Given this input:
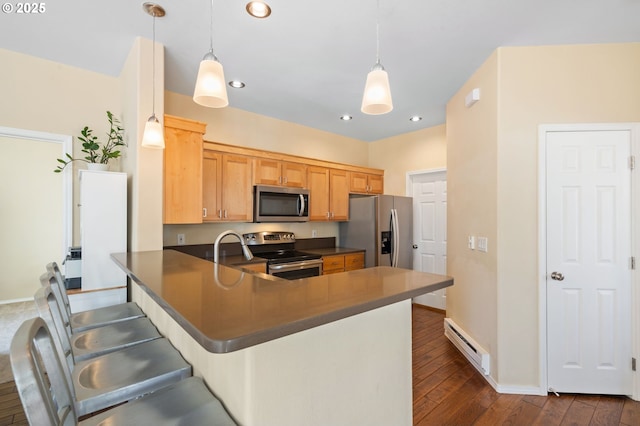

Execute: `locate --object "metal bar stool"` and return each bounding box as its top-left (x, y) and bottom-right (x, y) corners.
top-left (45, 262), bottom-right (145, 332)
top-left (35, 282), bottom-right (161, 362)
top-left (33, 276), bottom-right (192, 416)
top-left (11, 317), bottom-right (237, 425)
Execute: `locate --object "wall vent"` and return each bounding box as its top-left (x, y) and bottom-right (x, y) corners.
top-left (444, 318), bottom-right (490, 375)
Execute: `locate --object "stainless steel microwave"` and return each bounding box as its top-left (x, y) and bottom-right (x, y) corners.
top-left (254, 185), bottom-right (309, 222)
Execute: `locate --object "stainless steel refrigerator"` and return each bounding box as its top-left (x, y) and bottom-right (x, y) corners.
top-left (339, 195), bottom-right (413, 269)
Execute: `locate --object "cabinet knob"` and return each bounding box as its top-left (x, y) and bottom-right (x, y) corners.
top-left (203, 208), bottom-right (207, 218)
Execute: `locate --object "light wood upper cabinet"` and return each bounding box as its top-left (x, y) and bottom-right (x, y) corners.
top-left (203, 151), bottom-right (253, 222)
top-left (329, 169), bottom-right (349, 221)
top-left (307, 166), bottom-right (349, 221)
top-left (254, 159), bottom-right (307, 188)
top-left (350, 172), bottom-right (383, 194)
top-left (307, 166), bottom-right (330, 221)
top-left (202, 151), bottom-right (222, 221)
top-left (164, 115), bottom-right (205, 224)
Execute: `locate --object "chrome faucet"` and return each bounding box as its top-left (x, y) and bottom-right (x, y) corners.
top-left (213, 230), bottom-right (254, 263)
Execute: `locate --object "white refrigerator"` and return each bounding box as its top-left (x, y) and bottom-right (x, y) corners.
top-left (69, 170), bottom-right (127, 312)
top-left (339, 195), bottom-right (413, 269)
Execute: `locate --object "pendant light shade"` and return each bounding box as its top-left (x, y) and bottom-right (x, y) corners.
top-left (193, 0), bottom-right (228, 108)
top-left (361, 0), bottom-right (393, 115)
top-left (361, 61), bottom-right (393, 115)
top-left (142, 113), bottom-right (164, 148)
top-left (193, 51), bottom-right (229, 108)
top-left (142, 3), bottom-right (165, 149)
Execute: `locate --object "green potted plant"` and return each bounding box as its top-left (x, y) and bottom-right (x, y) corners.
top-left (54, 111), bottom-right (126, 173)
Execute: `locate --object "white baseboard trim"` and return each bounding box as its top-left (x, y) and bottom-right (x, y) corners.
top-left (0, 297), bottom-right (32, 305)
top-left (464, 358), bottom-right (546, 396)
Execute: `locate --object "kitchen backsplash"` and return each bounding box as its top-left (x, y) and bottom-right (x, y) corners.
top-left (163, 222), bottom-right (339, 247)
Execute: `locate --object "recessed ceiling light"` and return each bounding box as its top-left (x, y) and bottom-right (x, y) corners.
top-left (229, 80), bottom-right (246, 88)
top-left (409, 116), bottom-right (422, 122)
top-left (340, 115), bottom-right (353, 121)
top-left (246, 1), bottom-right (271, 18)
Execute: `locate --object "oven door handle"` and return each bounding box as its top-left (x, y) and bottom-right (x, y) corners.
top-left (269, 259), bottom-right (323, 272)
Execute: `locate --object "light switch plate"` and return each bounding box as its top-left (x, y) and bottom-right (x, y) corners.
top-left (478, 237), bottom-right (488, 252)
top-left (468, 236), bottom-right (475, 250)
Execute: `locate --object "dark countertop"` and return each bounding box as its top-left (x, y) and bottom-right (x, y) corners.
top-left (112, 250), bottom-right (453, 354)
top-left (303, 247), bottom-right (365, 256)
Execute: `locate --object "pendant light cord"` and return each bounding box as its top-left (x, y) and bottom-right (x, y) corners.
top-left (209, 0), bottom-right (214, 53)
top-left (376, 0), bottom-right (380, 64)
top-left (152, 11), bottom-right (156, 115)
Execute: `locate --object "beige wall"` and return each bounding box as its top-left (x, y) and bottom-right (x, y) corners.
top-left (496, 43), bottom-right (640, 387)
top-left (120, 38), bottom-right (165, 252)
top-left (368, 124), bottom-right (447, 196)
top-left (0, 48), bottom-right (121, 248)
top-left (165, 91), bottom-right (370, 166)
top-left (446, 42), bottom-right (640, 390)
top-left (446, 51), bottom-right (500, 381)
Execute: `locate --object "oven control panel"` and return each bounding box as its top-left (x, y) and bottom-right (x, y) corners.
top-left (243, 231), bottom-right (296, 245)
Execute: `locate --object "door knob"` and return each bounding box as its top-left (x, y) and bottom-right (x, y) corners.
top-left (550, 272), bottom-right (565, 281)
top-left (412, 244), bottom-right (418, 249)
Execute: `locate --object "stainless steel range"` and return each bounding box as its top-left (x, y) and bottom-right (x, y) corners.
top-left (242, 231), bottom-right (323, 280)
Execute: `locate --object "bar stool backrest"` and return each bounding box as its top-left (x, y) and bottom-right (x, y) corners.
top-left (34, 279), bottom-right (76, 390)
top-left (46, 262), bottom-right (72, 319)
top-left (10, 316), bottom-right (78, 426)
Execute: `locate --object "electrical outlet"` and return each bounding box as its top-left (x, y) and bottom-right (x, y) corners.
top-left (477, 237), bottom-right (488, 252)
top-left (468, 236), bottom-right (475, 250)
top-left (177, 234), bottom-right (186, 245)
top-left (312, 230), bottom-right (318, 238)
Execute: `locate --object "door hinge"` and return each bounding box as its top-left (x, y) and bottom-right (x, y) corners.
top-left (630, 155), bottom-right (636, 170)
top-left (631, 256), bottom-right (636, 270)
top-left (633, 357), bottom-right (637, 372)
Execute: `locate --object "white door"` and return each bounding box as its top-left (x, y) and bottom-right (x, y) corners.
top-left (411, 170), bottom-right (447, 310)
top-left (546, 129), bottom-right (632, 394)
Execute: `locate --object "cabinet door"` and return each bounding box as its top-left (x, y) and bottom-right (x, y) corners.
top-left (202, 151), bottom-right (222, 222)
top-left (307, 166), bottom-right (330, 221)
top-left (345, 252), bottom-right (365, 271)
top-left (221, 154), bottom-right (253, 221)
top-left (164, 125), bottom-right (203, 224)
top-left (349, 172), bottom-right (369, 194)
top-left (253, 158), bottom-right (281, 186)
top-left (349, 172), bottom-right (384, 194)
top-left (329, 169), bottom-right (349, 221)
top-left (282, 162), bottom-right (307, 188)
top-left (367, 174), bottom-right (384, 194)
top-left (322, 255), bottom-right (345, 274)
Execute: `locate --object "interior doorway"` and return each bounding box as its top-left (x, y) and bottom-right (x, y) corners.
top-left (407, 169), bottom-right (447, 310)
top-left (539, 123), bottom-right (638, 399)
top-left (0, 127), bottom-right (71, 303)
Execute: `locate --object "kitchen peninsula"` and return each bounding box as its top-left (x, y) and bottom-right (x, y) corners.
top-left (112, 250), bottom-right (453, 426)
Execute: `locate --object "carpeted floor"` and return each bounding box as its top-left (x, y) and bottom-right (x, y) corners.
top-left (0, 301), bottom-right (38, 384)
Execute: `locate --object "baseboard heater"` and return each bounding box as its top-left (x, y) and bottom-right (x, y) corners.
top-left (444, 318), bottom-right (490, 375)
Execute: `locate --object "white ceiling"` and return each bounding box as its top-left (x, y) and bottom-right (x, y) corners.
top-left (2, 0), bottom-right (639, 141)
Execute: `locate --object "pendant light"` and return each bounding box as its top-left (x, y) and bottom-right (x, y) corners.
top-left (361, 0), bottom-right (393, 115)
top-left (193, 0), bottom-right (229, 108)
top-left (142, 2), bottom-right (165, 149)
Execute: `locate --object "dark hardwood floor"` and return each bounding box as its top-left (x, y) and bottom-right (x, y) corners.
top-left (1, 305), bottom-right (639, 425)
top-left (412, 305), bottom-right (640, 425)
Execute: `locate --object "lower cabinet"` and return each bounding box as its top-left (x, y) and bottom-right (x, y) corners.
top-left (322, 252), bottom-right (365, 275)
top-left (236, 263), bottom-right (267, 274)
